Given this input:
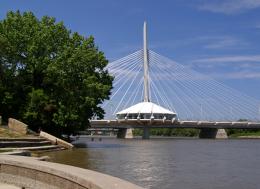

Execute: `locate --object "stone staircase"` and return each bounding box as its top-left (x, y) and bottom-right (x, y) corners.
top-left (0, 138), bottom-right (51, 147)
top-left (0, 137), bottom-right (64, 152)
top-left (0, 118), bottom-right (73, 153)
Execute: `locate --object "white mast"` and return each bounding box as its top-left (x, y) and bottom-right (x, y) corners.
top-left (143, 21), bottom-right (150, 102)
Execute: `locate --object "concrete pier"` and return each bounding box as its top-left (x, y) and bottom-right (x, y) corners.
top-left (142, 127), bottom-right (150, 139)
top-left (116, 127), bottom-right (150, 139)
top-left (199, 128), bottom-right (228, 139)
top-left (117, 128), bottom-right (133, 139)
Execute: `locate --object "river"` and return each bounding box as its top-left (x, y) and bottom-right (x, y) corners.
top-left (41, 137), bottom-right (260, 189)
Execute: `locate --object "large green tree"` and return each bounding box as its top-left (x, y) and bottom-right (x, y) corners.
top-left (0, 11), bottom-right (113, 135)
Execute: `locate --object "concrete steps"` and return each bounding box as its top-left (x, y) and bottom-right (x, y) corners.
top-left (0, 122), bottom-right (72, 153)
top-left (0, 145), bottom-right (63, 151)
top-left (0, 137), bottom-right (63, 152)
top-left (0, 138), bottom-right (46, 142)
top-left (0, 140), bottom-right (52, 148)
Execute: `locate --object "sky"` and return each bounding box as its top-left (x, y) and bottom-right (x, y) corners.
top-left (1, 0), bottom-right (260, 102)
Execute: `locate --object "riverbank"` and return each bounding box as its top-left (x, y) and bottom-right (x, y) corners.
top-left (237, 136), bottom-right (260, 139)
top-left (80, 134), bottom-right (260, 140)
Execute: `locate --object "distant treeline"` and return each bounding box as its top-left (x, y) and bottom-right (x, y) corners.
top-left (226, 129), bottom-right (260, 137)
top-left (133, 128), bottom-right (260, 137)
top-left (133, 128), bottom-right (199, 137)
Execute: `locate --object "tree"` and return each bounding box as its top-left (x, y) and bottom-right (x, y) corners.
top-left (0, 11), bottom-right (113, 135)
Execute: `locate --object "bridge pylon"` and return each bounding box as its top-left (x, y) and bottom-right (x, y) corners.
top-left (115, 22), bottom-right (177, 139)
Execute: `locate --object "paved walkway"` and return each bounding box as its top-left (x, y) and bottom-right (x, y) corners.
top-left (0, 183), bottom-right (21, 189)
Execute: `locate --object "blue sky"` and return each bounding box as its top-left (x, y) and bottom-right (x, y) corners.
top-left (1, 0), bottom-right (260, 101)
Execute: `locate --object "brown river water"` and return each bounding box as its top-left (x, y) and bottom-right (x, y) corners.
top-left (41, 137), bottom-right (260, 189)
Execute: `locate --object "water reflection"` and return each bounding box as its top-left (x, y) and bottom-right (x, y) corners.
top-left (41, 137), bottom-right (260, 189)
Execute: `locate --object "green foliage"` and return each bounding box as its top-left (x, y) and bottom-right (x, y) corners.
top-left (132, 128), bottom-right (143, 136)
top-left (133, 128), bottom-right (199, 137)
top-left (226, 119), bottom-right (260, 137)
top-left (0, 11), bottom-right (113, 135)
top-left (226, 129), bottom-right (260, 137)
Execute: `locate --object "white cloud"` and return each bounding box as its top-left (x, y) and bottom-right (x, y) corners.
top-left (151, 35), bottom-right (247, 51)
top-left (256, 23), bottom-right (260, 29)
top-left (192, 55), bottom-right (260, 63)
top-left (202, 36), bottom-right (248, 49)
top-left (191, 55), bottom-right (260, 79)
top-left (198, 0), bottom-right (260, 14)
top-left (211, 70), bottom-right (260, 79)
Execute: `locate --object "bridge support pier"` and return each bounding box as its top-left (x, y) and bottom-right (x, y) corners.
top-left (199, 128), bottom-right (228, 139)
top-left (142, 127), bottom-right (150, 139)
top-left (117, 128), bottom-right (134, 139)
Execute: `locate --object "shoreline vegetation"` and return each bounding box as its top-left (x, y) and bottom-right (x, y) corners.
top-left (132, 128), bottom-right (260, 138)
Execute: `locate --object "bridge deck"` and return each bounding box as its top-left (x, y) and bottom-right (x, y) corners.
top-left (90, 120), bottom-right (260, 129)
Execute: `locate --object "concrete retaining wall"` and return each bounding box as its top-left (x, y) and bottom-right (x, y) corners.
top-left (0, 155), bottom-right (144, 189)
top-left (8, 118), bottom-right (28, 134)
top-left (40, 131), bottom-right (74, 149)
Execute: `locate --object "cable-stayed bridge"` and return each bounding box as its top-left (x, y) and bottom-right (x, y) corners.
top-left (90, 22), bottom-right (260, 139)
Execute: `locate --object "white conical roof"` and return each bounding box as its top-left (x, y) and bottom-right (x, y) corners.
top-left (116, 102), bottom-right (176, 115)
